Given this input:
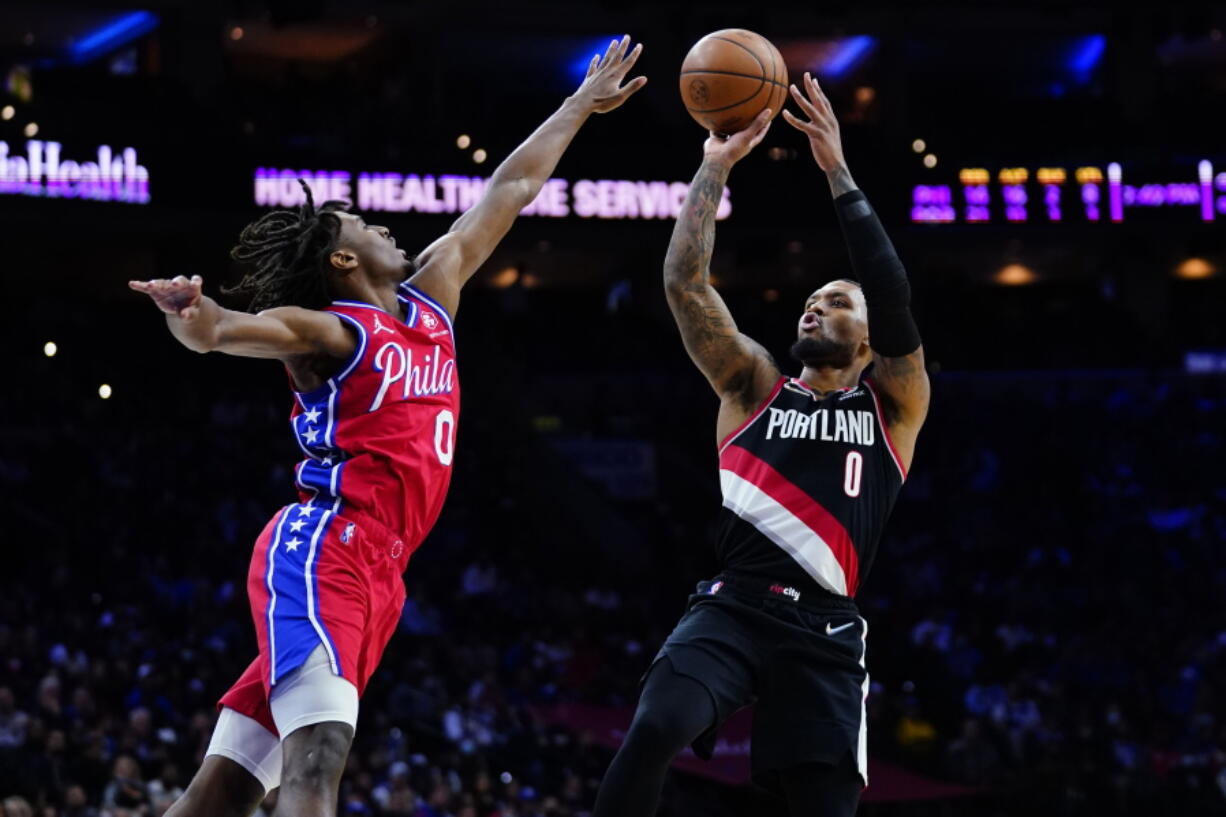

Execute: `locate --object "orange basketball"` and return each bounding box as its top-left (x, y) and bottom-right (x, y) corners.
top-left (679, 29), bottom-right (788, 135)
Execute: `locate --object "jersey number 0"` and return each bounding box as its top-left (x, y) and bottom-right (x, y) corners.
top-left (434, 409), bottom-right (456, 466)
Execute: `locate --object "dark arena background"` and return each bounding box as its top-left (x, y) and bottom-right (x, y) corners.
top-left (3, 2), bottom-right (1225, 815)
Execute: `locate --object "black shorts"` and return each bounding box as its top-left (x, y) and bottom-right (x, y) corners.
top-left (646, 574), bottom-right (869, 790)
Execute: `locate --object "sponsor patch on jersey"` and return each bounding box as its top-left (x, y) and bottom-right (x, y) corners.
top-left (769, 583), bottom-right (801, 602)
top-left (421, 311), bottom-right (439, 330)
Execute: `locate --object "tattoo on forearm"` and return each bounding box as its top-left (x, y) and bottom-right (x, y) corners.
top-left (665, 161), bottom-right (729, 292)
top-left (827, 165), bottom-right (857, 197)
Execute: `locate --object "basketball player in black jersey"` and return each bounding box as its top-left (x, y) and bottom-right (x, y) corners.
top-left (592, 74), bottom-right (930, 816)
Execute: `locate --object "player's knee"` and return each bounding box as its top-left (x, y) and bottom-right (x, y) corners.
top-left (624, 704), bottom-right (694, 758)
top-left (280, 722), bottom-right (353, 793)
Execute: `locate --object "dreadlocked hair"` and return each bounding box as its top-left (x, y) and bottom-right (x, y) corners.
top-left (225, 179), bottom-right (350, 313)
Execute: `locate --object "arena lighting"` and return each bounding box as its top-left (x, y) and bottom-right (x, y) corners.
top-left (229, 27), bottom-right (244, 41)
top-left (23, 123), bottom-right (38, 138)
top-left (70, 11), bottom-right (159, 64)
top-left (472, 149), bottom-right (487, 164)
top-left (456, 134), bottom-right (471, 149)
top-left (1067, 34), bottom-right (1106, 83)
top-left (43, 342), bottom-right (57, 358)
top-left (912, 139), bottom-right (926, 153)
top-left (821, 35), bottom-right (876, 78)
top-left (570, 36), bottom-right (623, 82)
top-left (490, 266), bottom-right (520, 288)
top-left (1174, 258), bottom-right (1217, 280)
top-left (1, 106), bottom-right (13, 121)
top-left (923, 154), bottom-right (937, 168)
top-left (995, 263), bottom-right (1037, 286)
top-left (254, 168), bottom-right (733, 221)
top-left (98, 384), bottom-right (113, 399)
top-left (913, 159), bottom-right (1224, 225)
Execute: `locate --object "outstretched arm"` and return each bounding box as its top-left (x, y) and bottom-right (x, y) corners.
top-left (410, 35), bottom-right (648, 317)
top-left (128, 275), bottom-right (353, 360)
top-left (665, 110), bottom-right (781, 411)
top-left (784, 73), bottom-right (930, 463)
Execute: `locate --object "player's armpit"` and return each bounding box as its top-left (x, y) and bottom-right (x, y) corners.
top-left (210, 306), bottom-right (356, 361)
top-left (870, 346), bottom-right (931, 431)
top-left (666, 283), bottom-right (780, 405)
top-left (407, 176), bottom-right (533, 318)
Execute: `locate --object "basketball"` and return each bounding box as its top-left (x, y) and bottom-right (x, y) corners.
top-left (679, 29), bottom-right (788, 135)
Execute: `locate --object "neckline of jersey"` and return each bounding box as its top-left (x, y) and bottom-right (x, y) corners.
top-left (331, 299), bottom-right (412, 325)
top-left (789, 377), bottom-right (856, 396)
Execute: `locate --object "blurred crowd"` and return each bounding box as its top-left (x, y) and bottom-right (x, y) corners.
top-left (3, 290), bottom-right (1225, 817)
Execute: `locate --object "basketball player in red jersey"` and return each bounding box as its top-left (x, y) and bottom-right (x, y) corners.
top-left (593, 74), bottom-right (930, 816)
top-left (129, 37), bottom-right (645, 817)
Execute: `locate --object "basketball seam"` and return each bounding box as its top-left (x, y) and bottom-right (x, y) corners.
top-left (682, 34), bottom-right (778, 117)
top-left (759, 31), bottom-right (785, 114)
top-left (708, 35), bottom-right (765, 73)
top-left (679, 69), bottom-right (788, 87)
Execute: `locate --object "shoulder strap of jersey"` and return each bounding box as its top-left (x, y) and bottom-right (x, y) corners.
top-left (862, 378), bottom-right (907, 481)
top-left (718, 376), bottom-right (787, 455)
top-left (398, 283), bottom-right (454, 333)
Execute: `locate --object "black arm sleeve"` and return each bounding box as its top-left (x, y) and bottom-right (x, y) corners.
top-left (833, 189), bottom-right (922, 357)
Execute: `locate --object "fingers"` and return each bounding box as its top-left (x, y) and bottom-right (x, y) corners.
top-left (748, 117), bottom-right (773, 149)
top-left (789, 82), bottom-right (821, 121)
top-left (781, 108), bottom-right (818, 135)
top-left (598, 37), bottom-right (620, 70)
top-left (586, 53), bottom-right (600, 78)
top-left (616, 42), bottom-right (643, 77)
top-left (621, 75), bottom-right (648, 96)
top-left (616, 33), bottom-right (631, 63)
top-left (805, 72), bottom-right (834, 116)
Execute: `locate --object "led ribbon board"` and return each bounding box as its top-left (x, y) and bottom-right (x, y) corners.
top-left (912, 160), bottom-right (1223, 225)
top-left (0, 139), bottom-right (150, 203)
top-left (254, 168), bottom-right (732, 220)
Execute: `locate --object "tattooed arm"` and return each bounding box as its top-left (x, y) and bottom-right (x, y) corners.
top-left (664, 110), bottom-right (782, 439)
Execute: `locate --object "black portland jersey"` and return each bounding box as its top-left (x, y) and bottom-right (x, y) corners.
top-left (715, 376), bottom-right (907, 597)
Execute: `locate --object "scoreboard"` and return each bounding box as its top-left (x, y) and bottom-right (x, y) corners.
top-left (911, 160), bottom-right (1224, 225)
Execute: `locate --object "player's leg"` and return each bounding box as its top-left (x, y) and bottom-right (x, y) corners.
top-left (166, 704), bottom-right (282, 817)
top-left (268, 644), bottom-right (360, 817)
top-left (591, 656), bottom-right (724, 817)
top-left (779, 752), bottom-right (863, 817)
top-left (163, 755), bottom-right (267, 817)
top-left (273, 722), bottom-right (353, 817)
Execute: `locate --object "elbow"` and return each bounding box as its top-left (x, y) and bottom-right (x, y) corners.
top-left (491, 172), bottom-right (538, 206)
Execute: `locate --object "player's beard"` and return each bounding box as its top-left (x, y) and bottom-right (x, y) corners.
top-left (790, 336), bottom-right (856, 369)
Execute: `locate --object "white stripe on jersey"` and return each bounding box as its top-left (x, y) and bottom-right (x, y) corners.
top-left (856, 615), bottom-right (870, 785)
top-left (719, 469), bottom-right (848, 596)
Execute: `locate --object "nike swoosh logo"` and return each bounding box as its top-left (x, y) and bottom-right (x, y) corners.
top-left (826, 621), bottom-right (855, 636)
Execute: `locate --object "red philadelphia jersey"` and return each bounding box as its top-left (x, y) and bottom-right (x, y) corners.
top-left (288, 282), bottom-right (459, 564)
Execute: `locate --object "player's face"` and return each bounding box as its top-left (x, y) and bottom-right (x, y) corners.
top-left (790, 281), bottom-right (870, 368)
top-left (334, 212), bottom-right (413, 283)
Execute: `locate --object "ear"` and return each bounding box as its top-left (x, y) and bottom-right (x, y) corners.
top-left (330, 249), bottom-right (359, 272)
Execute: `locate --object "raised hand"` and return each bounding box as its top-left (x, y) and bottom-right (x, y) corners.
top-left (702, 108), bottom-right (773, 167)
top-left (129, 275), bottom-right (204, 320)
top-left (572, 35), bottom-right (648, 114)
top-left (782, 72), bottom-right (846, 173)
